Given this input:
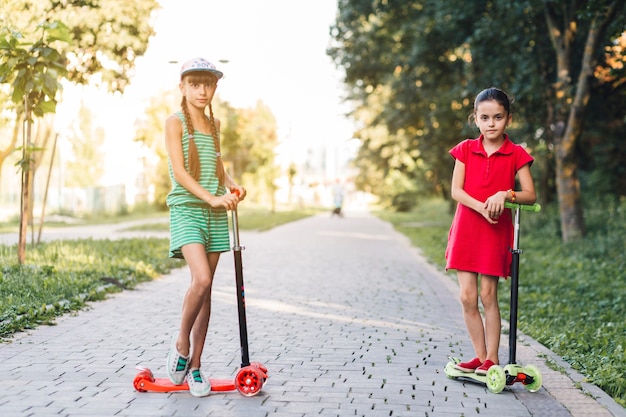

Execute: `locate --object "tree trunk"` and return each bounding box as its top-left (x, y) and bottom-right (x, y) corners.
top-left (554, 145), bottom-right (585, 241)
top-left (545, 2), bottom-right (618, 242)
top-left (18, 100), bottom-right (32, 264)
top-left (26, 116), bottom-right (55, 244)
top-left (38, 133), bottom-right (59, 244)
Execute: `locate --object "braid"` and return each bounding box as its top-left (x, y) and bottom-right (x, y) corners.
top-left (208, 103), bottom-right (226, 185)
top-left (181, 97), bottom-right (201, 181)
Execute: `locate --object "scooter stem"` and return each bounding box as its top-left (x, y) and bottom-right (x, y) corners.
top-left (505, 202), bottom-right (541, 364)
top-left (230, 189), bottom-right (250, 367)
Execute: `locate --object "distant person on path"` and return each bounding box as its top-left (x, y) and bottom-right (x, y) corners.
top-left (164, 57), bottom-right (246, 397)
top-left (331, 179), bottom-right (345, 217)
top-left (445, 87), bottom-right (536, 375)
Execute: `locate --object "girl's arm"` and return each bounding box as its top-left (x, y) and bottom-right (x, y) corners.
top-left (450, 159), bottom-right (497, 224)
top-left (165, 116), bottom-right (238, 210)
top-left (513, 164), bottom-right (536, 205)
top-left (484, 163), bottom-right (537, 219)
top-left (224, 172), bottom-right (247, 200)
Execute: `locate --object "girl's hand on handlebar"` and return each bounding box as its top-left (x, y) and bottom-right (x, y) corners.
top-left (209, 193), bottom-right (239, 210)
top-left (230, 186), bottom-right (247, 201)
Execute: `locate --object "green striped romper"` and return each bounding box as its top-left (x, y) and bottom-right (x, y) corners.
top-left (166, 111), bottom-right (230, 259)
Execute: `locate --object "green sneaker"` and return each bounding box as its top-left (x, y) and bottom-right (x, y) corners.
top-left (186, 368), bottom-right (211, 397)
top-left (166, 331), bottom-right (189, 385)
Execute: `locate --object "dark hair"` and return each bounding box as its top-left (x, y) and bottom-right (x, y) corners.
top-left (474, 87), bottom-right (512, 114)
top-left (180, 72), bottom-right (225, 185)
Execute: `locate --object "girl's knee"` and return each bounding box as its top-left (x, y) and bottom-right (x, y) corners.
top-left (459, 290), bottom-right (478, 311)
top-left (191, 275), bottom-right (213, 295)
top-left (480, 289), bottom-right (498, 310)
top-left (479, 277), bottom-right (498, 305)
top-left (457, 271), bottom-right (480, 311)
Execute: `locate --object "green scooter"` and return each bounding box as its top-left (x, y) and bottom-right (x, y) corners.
top-left (444, 202), bottom-right (543, 394)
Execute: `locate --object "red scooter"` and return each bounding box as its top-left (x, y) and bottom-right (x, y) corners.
top-left (133, 191), bottom-right (268, 396)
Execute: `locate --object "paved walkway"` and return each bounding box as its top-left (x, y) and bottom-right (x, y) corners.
top-left (0, 211), bottom-right (623, 417)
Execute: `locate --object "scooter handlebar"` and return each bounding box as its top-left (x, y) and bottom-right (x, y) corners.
top-left (504, 202), bottom-right (541, 212)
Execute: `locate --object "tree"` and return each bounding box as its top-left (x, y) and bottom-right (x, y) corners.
top-left (228, 100), bottom-right (278, 181)
top-left (0, 94), bottom-right (21, 194)
top-left (65, 102), bottom-right (105, 187)
top-left (0, 0), bottom-right (158, 262)
top-left (584, 32), bottom-right (626, 195)
top-left (236, 101), bottom-right (279, 207)
top-left (1, 0), bottom-right (158, 177)
top-left (328, 0), bottom-right (483, 209)
top-left (1, 0), bottom-right (158, 92)
top-left (463, 0), bottom-right (625, 241)
top-left (0, 19), bottom-right (70, 263)
top-left (542, 1), bottom-right (624, 241)
top-left (329, 0), bottom-right (625, 240)
top-left (132, 89), bottom-right (179, 209)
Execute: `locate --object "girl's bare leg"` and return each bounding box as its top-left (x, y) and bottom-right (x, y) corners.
top-left (480, 275), bottom-right (501, 364)
top-left (189, 252), bottom-right (221, 368)
top-left (175, 244), bottom-right (216, 358)
top-left (457, 270), bottom-right (487, 360)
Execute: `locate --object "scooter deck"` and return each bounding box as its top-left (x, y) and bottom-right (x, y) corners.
top-left (445, 357), bottom-right (541, 393)
top-left (133, 367), bottom-right (235, 393)
top-left (444, 359), bottom-right (488, 384)
top-left (444, 357), bottom-right (508, 393)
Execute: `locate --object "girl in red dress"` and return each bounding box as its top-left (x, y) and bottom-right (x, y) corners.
top-left (445, 87), bottom-right (536, 375)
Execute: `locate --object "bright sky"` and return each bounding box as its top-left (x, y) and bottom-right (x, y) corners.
top-left (59, 0), bottom-right (356, 185)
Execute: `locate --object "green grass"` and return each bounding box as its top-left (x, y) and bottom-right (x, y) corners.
top-left (376, 198), bottom-right (626, 407)
top-left (0, 206), bottom-right (320, 339)
top-left (0, 238), bottom-right (184, 338)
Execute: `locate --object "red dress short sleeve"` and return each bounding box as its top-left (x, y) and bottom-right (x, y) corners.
top-left (445, 136), bottom-right (533, 277)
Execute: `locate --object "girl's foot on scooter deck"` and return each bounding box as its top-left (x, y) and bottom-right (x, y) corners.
top-left (475, 359), bottom-right (496, 375)
top-left (166, 331), bottom-right (189, 385)
top-left (454, 357), bottom-right (482, 373)
top-left (186, 368), bottom-right (211, 397)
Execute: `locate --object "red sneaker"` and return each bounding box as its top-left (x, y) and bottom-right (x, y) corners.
top-left (454, 357), bottom-right (482, 373)
top-left (475, 359), bottom-right (496, 375)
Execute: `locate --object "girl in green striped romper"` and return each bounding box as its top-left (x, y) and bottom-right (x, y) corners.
top-left (164, 58), bottom-right (246, 397)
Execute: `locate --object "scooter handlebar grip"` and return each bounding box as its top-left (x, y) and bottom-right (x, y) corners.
top-left (231, 189), bottom-right (241, 197)
top-left (504, 202), bottom-right (541, 212)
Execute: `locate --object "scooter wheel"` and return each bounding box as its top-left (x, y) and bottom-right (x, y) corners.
top-left (250, 362), bottom-right (269, 381)
top-left (133, 367), bottom-right (155, 391)
top-left (486, 365), bottom-right (506, 394)
top-left (236, 366), bottom-right (264, 397)
top-left (133, 371), bottom-right (154, 392)
top-left (133, 376), bottom-right (147, 392)
top-left (135, 367), bottom-right (154, 381)
top-left (523, 364), bottom-right (542, 392)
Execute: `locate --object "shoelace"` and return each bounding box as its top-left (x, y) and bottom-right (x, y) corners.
top-left (190, 369), bottom-right (203, 383)
top-left (175, 356), bottom-right (188, 372)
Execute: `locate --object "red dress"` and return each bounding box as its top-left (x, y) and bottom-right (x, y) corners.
top-left (445, 135), bottom-right (533, 277)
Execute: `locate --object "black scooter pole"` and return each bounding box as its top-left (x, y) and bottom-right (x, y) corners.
top-left (505, 202), bottom-right (541, 365)
top-left (231, 203), bottom-right (251, 368)
top-left (508, 205), bottom-right (521, 365)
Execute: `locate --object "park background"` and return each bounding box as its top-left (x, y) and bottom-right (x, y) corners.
top-left (0, 0), bottom-right (624, 408)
